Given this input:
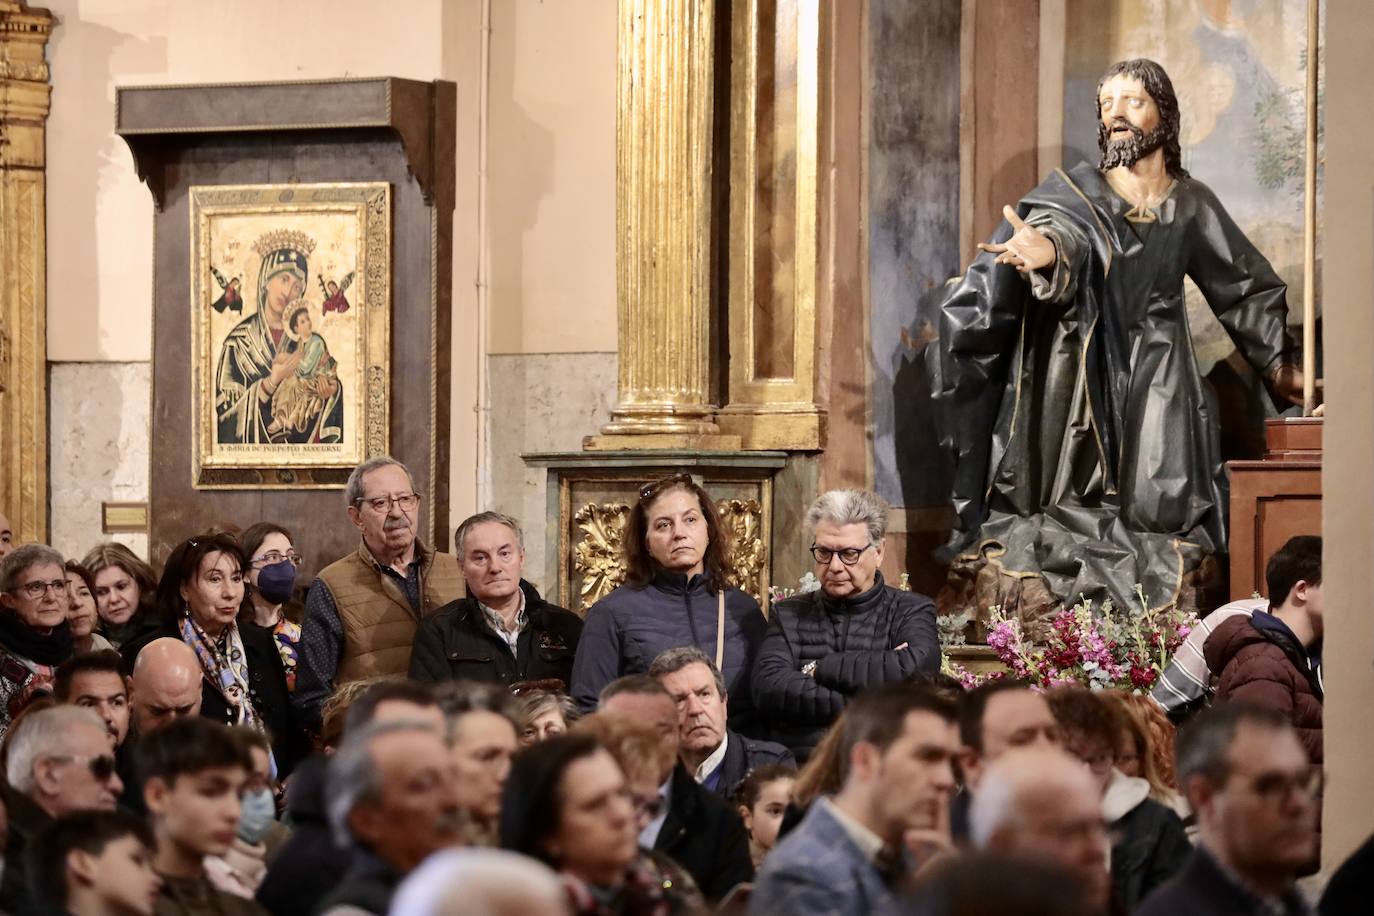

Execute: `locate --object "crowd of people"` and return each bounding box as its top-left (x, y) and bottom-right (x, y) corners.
top-left (0, 457), bottom-right (1367, 915)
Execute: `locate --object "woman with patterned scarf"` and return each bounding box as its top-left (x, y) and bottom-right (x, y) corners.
top-left (120, 532), bottom-right (306, 776)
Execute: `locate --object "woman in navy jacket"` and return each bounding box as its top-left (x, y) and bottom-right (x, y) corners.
top-left (569, 474), bottom-right (766, 732)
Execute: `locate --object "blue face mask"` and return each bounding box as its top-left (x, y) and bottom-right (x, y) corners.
top-left (238, 787), bottom-right (278, 845)
top-left (255, 560), bottom-right (297, 606)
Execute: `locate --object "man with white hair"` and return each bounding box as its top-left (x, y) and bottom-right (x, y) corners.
top-left (969, 747), bottom-right (1113, 914)
top-left (388, 848), bottom-right (569, 916)
top-left (294, 456), bottom-right (465, 732)
top-left (752, 488), bottom-right (941, 758)
top-left (1, 705), bottom-right (124, 909)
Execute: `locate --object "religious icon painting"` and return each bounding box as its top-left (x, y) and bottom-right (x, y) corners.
top-left (188, 182), bottom-right (391, 489)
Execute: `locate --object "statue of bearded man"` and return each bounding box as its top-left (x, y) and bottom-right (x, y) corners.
top-left (929, 58), bottom-right (1306, 618)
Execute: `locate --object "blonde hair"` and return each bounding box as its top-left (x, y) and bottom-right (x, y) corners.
top-left (573, 713), bottom-right (675, 786)
top-left (792, 710), bottom-right (849, 808)
top-left (1101, 691), bottom-right (1178, 799)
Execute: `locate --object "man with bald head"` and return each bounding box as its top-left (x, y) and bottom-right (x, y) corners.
top-left (969, 747), bottom-right (1112, 914)
top-left (117, 638), bottom-right (203, 813)
top-left (128, 637), bottom-right (203, 734)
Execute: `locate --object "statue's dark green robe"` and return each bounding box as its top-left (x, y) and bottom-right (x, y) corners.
top-left (930, 162), bottom-right (1294, 611)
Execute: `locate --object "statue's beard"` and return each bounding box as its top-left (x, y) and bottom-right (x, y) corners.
top-left (1098, 118), bottom-right (1170, 170)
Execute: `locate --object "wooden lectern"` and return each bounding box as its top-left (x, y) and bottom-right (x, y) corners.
top-left (1226, 418), bottom-right (1322, 601)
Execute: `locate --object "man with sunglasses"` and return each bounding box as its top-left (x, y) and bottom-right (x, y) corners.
top-left (752, 489), bottom-right (940, 760)
top-left (294, 456), bottom-right (464, 733)
top-left (2, 705), bottom-right (123, 910)
top-left (1137, 704), bottom-right (1320, 916)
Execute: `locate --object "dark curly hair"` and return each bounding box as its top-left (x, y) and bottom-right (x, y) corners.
top-left (1096, 58), bottom-right (1189, 180)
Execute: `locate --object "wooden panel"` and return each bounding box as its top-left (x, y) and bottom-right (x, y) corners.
top-left (1227, 460), bottom-right (1321, 600)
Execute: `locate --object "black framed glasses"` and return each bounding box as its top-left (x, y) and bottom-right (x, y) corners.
top-left (809, 543), bottom-right (874, 566)
top-left (51, 753), bottom-right (119, 782)
top-left (13, 578), bottom-right (69, 600)
top-left (639, 473), bottom-right (694, 502)
top-left (355, 492), bottom-right (422, 514)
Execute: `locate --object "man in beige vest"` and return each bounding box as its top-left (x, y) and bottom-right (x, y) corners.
top-left (292, 456), bottom-right (464, 731)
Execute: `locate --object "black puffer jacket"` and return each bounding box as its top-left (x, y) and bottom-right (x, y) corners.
top-left (570, 572), bottom-right (766, 731)
top-left (408, 580), bottom-right (583, 689)
top-left (751, 572), bottom-right (940, 758)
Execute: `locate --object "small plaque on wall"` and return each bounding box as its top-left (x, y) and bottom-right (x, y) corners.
top-left (189, 182), bottom-right (391, 489)
top-left (102, 502), bottom-right (148, 534)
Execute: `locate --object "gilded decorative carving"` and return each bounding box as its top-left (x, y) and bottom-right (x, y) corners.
top-left (573, 502), bottom-right (631, 611)
top-left (571, 497), bottom-right (768, 610)
top-left (718, 497), bottom-right (766, 602)
top-left (0, 1), bottom-right (52, 544)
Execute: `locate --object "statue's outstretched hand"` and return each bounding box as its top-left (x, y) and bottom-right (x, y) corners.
top-left (977, 205), bottom-right (1056, 273)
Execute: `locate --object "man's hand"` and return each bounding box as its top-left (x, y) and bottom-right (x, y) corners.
top-left (977, 205), bottom-right (1056, 273)
top-left (1269, 363), bottom-right (1317, 409)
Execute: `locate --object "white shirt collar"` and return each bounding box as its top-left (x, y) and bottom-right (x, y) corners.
top-left (693, 731), bottom-right (730, 783)
top-left (818, 797), bottom-right (886, 863)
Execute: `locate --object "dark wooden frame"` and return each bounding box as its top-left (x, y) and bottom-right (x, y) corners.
top-left (117, 77), bottom-right (456, 572)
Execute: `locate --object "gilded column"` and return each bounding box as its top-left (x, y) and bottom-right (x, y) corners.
top-left (0, 1), bottom-right (52, 543)
top-left (590, 0), bottom-right (740, 449)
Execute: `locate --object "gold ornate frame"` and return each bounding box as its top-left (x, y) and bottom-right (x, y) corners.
top-left (188, 182), bottom-right (391, 489)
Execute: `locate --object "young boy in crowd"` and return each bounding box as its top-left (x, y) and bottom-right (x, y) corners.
top-left (28, 809), bottom-right (162, 916)
top-left (136, 716), bottom-right (270, 915)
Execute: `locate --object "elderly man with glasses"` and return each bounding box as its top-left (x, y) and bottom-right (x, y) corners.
top-left (2, 705), bottom-right (124, 910)
top-left (751, 489), bottom-right (941, 760)
top-left (293, 456), bottom-right (464, 733)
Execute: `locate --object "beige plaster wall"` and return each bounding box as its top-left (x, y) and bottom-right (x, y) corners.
top-left (1319, 0), bottom-right (1374, 872)
top-left (485, 0), bottom-right (617, 356)
top-left (43, 0), bottom-right (621, 539)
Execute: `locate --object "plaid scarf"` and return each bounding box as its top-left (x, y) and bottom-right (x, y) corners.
top-left (180, 615), bottom-right (260, 730)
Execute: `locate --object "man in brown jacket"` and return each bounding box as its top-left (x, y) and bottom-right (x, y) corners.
top-left (292, 457), bottom-right (464, 731)
top-left (1204, 535), bottom-right (1323, 765)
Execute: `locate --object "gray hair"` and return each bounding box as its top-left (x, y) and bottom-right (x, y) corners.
top-left (389, 847), bottom-right (566, 916)
top-left (648, 646), bottom-right (726, 698)
top-left (454, 511), bottom-right (524, 561)
top-left (968, 748), bottom-right (1095, 849)
top-left (0, 543), bottom-right (67, 594)
top-left (805, 489), bottom-right (890, 545)
top-left (6, 705), bottom-right (106, 795)
top-left (344, 456), bottom-right (415, 510)
top-left (327, 718), bottom-right (442, 846)
top-left (435, 681), bottom-right (519, 744)
top-left (1175, 703), bottom-right (1291, 786)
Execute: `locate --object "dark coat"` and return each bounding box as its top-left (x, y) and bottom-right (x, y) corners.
top-left (1204, 612), bottom-right (1323, 763)
top-left (1136, 847), bottom-right (1308, 916)
top-left (2, 784), bottom-right (51, 914)
top-left (120, 621), bottom-right (307, 777)
top-left (408, 580), bottom-right (583, 689)
top-left (655, 763), bottom-right (755, 901)
top-left (1321, 828), bottom-right (1374, 915)
top-left (750, 573), bottom-right (940, 758)
top-left (1110, 795), bottom-right (1191, 910)
top-left (256, 755), bottom-right (343, 916)
top-left (311, 849), bottom-right (402, 916)
top-left (570, 572), bottom-right (766, 731)
top-left (709, 729), bottom-right (796, 797)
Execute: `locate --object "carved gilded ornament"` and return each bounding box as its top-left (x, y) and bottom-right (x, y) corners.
top-left (572, 498), bottom-right (767, 610)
